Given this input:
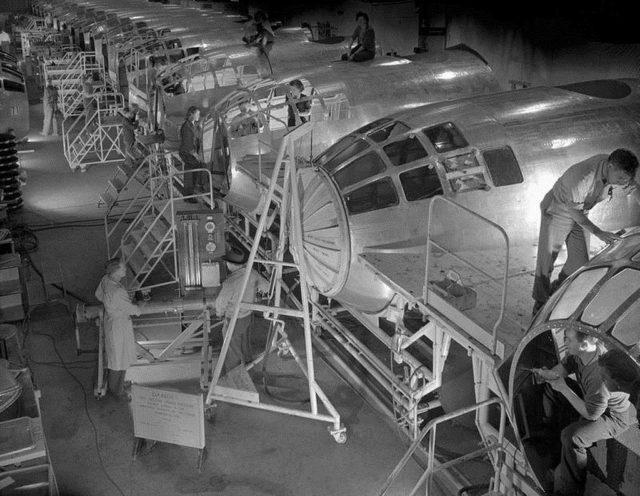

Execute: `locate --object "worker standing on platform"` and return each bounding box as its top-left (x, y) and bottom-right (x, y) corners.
top-left (41, 81), bottom-right (59, 137)
top-left (94, 259), bottom-right (142, 401)
top-left (215, 248), bottom-right (270, 371)
top-left (118, 107), bottom-right (140, 167)
top-left (178, 105), bottom-right (202, 203)
top-left (286, 79), bottom-right (311, 128)
top-left (341, 12), bottom-right (376, 62)
top-left (533, 330), bottom-right (631, 495)
top-left (532, 149), bottom-right (640, 315)
top-left (82, 73), bottom-right (95, 126)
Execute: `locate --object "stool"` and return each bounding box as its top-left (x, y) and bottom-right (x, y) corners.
top-left (0, 324), bottom-right (23, 365)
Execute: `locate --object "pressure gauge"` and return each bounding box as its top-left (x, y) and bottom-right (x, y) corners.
top-left (204, 221), bottom-right (216, 233)
top-left (205, 241), bottom-right (217, 253)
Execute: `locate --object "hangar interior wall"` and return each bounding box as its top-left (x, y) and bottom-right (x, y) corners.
top-left (446, 10), bottom-right (640, 90)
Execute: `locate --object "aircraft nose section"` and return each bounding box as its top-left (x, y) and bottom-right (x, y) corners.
top-left (293, 167), bottom-right (351, 297)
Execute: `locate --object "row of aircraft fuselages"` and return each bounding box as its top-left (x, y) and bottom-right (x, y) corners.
top-left (30, 0), bottom-right (640, 492)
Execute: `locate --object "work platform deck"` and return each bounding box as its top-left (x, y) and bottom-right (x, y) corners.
top-left (360, 245), bottom-right (536, 360)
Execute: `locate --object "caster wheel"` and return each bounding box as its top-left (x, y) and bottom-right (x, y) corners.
top-left (205, 405), bottom-right (216, 422)
top-left (329, 425), bottom-right (347, 444)
top-left (333, 431), bottom-right (347, 444)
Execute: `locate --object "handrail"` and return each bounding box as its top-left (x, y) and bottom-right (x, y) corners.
top-left (104, 153), bottom-right (159, 256)
top-left (378, 397), bottom-right (507, 496)
top-left (424, 196), bottom-right (510, 356)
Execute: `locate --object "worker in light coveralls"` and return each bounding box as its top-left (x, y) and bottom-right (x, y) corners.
top-left (532, 149), bottom-right (640, 315)
top-left (94, 258), bottom-right (141, 400)
top-left (215, 247), bottom-right (269, 371)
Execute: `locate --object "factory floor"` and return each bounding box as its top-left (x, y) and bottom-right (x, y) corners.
top-left (8, 102), bottom-right (438, 496)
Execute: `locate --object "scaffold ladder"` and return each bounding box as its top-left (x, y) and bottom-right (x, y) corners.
top-left (62, 89), bottom-right (125, 171)
top-left (204, 122), bottom-right (345, 442)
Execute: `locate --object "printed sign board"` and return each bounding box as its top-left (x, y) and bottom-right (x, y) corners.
top-left (131, 385), bottom-right (205, 449)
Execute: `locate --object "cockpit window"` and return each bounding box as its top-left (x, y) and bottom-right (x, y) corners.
top-left (2, 80), bottom-right (25, 93)
top-left (483, 146), bottom-right (524, 186)
top-left (344, 177), bottom-right (398, 215)
top-left (333, 152), bottom-right (386, 189)
top-left (383, 135), bottom-right (428, 167)
top-left (549, 268), bottom-right (608, 321)
top-left (582, 269), bottom-right (640, 326)
top-left (443, 152), bottom-right (487, 193)
top-left (423, 122), bottom-right (468, 153)
top-left (321, 138), bottom-right (368, 172)
top-left (368, 121), bottom-right (410, 144)
top-left (612, 299), bottom-right (640, 346)
top-left (400, 165), bottom-right (443, 201)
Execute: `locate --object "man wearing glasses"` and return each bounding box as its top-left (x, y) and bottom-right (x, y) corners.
top-left (532, 148), bottom-right (639, 315)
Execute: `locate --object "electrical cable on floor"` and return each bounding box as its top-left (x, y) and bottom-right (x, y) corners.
top-left (24, 325), bottom-right (127, 496)
top-left (8, 223), bottom-right (90, 305)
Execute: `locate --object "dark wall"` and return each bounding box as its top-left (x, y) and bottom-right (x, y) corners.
top-left (0, 0), bottom-right (30, 14)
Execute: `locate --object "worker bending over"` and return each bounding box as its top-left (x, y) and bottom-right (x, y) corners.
top-left (533, 329), bottom-right (631, 495)
top-left (94, 259), bottom-right (142, 400)
top-left (242, 11), bottom-right (274, 76)
top-left (532, 149), bottom-right (639, 314)
top-left (215, 247), bottom-right (269, 371)
top-left (341, 12), bottom-right (375, 62)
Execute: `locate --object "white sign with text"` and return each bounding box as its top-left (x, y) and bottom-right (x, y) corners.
top-left (131, 385), bottom-right (205, 449)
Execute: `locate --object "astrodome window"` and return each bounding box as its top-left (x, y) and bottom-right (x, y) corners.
top-left (423, 122), bottom-right (468, 153)
top-left (582, 269), bottom-right (640, 326)
top-left (368, 121), bottom-right (410, 144)
top-left (400, 166), bottom-right (443, 201)
top-left (345, 177), bottom-right (398, 215)
top-left (612, 299), bottom-right (640, 346)
top-left (334, 152), bottom-right (386, 189)
top-left (383, 135), bottom-right (428, 167)
top-left (549, 268), bottom-right (608, 321)
top-left (321, 139), bottom-right (369, 173)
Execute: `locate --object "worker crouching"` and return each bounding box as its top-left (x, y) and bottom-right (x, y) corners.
top-left (214, 247), bottom-right (269, 372)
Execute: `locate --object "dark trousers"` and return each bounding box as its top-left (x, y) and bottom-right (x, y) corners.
top-left (557, 414), bottom-right (629, 495)
top-left (341, 45), bottom-right (375, 62)
top-left (223, 314), bottom-right (252, 371)
top-left (123, 139), bottom-right (143, 166)
top-left (543, 382), bottom-right (630, 495)
top-left (179, 152), bottom-right (203, 196)
top-left (532, 194), bottom-right (589, 306)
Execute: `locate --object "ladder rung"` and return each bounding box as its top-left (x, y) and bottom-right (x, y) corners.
top-left (142, 215), bottom-right (172, 243)
top-left (109, 177), bottom-right (125, 192)
top-left (122, 243), bottom-right (149, 276)
top-left (129, 229), bottom-right (157, 259)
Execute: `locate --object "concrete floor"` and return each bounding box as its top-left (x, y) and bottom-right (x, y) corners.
top-left (10, 102), bottom-right (437, 496)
